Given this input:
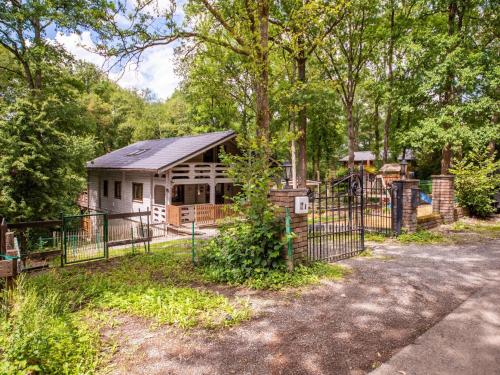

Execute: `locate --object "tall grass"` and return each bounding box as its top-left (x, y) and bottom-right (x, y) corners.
top-left (0, 277), bottom-right (102, 375)
top-left (0, 251), bottom-right (251, 374)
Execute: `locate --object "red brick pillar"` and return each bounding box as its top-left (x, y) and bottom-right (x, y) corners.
top-left (269, 189), bottom-right (309, 264)
top-left (432, 175), bottom-right (455, 223)
top-left (394, 179), bottom-right (419, 233)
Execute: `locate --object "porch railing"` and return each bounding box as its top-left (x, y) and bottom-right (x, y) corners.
top-left (167, 204), bottom-right (235, 226)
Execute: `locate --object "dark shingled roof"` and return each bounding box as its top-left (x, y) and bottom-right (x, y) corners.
top-left (87, 130), bottom-right (236, 171)
top-left (339, 151), bottom-right (376, 162)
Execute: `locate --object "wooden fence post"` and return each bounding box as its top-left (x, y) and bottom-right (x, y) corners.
top-left (0, 217), bottom-right (6, 255)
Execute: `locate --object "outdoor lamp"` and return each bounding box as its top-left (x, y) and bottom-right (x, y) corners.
top-left (400, 159), bottom-right (408, 180)
top-left (282, 160), bottom-right (292, 189)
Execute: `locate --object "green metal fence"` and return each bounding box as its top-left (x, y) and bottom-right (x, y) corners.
top-left (62, 212), bottom-right (107, 264)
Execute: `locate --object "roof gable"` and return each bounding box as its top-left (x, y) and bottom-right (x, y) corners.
top-left (339, 151), bottom-right (376, 162)
top-left (87, 130), bottom-right (236, 171)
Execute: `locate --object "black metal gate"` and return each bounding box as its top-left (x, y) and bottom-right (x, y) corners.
top-left (308, 173), bottom-right (364, 261)
top-left (363, 174), bottom-right (396, 235)
top-left (308, 169), bottom-right (400, 262)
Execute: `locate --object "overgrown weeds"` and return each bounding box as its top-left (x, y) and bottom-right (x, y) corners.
top-left (450, 221), bottom-right (500, 238)
top-left (364, 233), bottom-right (389, 243)
top-left (0, 278), bottom-right (102, 375)
top-left (0, 250), bottom-right (251, 374)
top-left (397, 230), bottom-right (447, 244)
top-left (203, 261), bottom-right (349, 291)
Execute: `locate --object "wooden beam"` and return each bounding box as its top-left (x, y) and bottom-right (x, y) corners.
top-left (108, 211), bottom-right (151, 220)
top-left (108, 237), bottom-right (152, 247)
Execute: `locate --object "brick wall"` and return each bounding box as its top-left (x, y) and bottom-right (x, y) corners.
top-left (432, 175), bottom-right (455, 223)
top-left (269, 189), bottom-right (309, 264)
top-left (394, 179), bottom-right (419, 233)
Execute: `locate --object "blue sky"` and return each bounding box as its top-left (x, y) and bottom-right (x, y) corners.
top-left (47, 0), bottom-right (185, 100)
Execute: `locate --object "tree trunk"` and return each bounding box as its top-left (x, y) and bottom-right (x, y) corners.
top-left (383, 4), bottom-right (395, 164)
top-left (33, 17), bottom-right (42, 90)
top-left (296, 56), bottom-right (307, 187)
top-left (347, 100), bottom-right (356, 170)
top-left (441, 144), bottom-right (452, 174)
top-left (373, 99), bottom-right (380, 159)
top-left (255, 0), bottom-right (270, 143)
top-left (440, 1), bottom-right (459, 173)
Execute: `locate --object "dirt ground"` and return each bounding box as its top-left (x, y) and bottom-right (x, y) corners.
top-left (103, 224), bottom-right (500, 375)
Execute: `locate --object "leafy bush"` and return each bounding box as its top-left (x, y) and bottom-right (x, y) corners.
top-left (334, 166), bottom-right (349, 179)
top-left (364, 165), bottom-right (377, 175)
top-left (202, 218), bottom-right (284, 284)
top-left (0, 278), bottom-right (101, 375)
top-left (450, 151), bottom-right (500, 218)
top-left (201, 136), bottom-right (287, 284)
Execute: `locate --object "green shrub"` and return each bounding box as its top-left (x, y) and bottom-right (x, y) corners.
top-left (450, 151), bottom-right (500, 218)
top-left (334, 166), bottom-right (349, 179)
top-left (0, 278), bottom-right (101, 375)
top-left (202, 217), bottom-right (284, 284)
top-left (201, 136), bottom-right (287, 284)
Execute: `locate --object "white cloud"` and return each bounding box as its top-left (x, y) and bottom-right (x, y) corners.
top-left (54, 31), bottom-right (180, 100)
top-left (108, 46), bottom-right (180, 100)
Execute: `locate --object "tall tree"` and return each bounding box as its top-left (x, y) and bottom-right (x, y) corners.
top-left (270, 0), bottom-right (345, 186)
top-left (315, 0), bottom-right (380, 170)
top-left (98, 0), bottom-right (273, 146)
top-left (402, 0), bottom-right (499, 173)
top-left (0, 0), bottom-right (110, 92)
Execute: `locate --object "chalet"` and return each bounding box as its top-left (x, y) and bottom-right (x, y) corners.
top-left (339, 151), bottom-right (376, 167)
top-left (85, 130), bottom-right (238, 226)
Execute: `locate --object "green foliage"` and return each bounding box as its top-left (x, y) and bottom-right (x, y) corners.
top-left (0, 94), bottom-right (95, 221)
top-left (450, 151), bottom-right (500, 218)
top-left (0, 248), bottom-right (252, 374)
top-left (364, 233), bottom-right (388, 243)
top-left (334, 166), bottom-right (350, 179)
top-left (201, 136), bottom-right (287, 283)
top-left (243, 262), bottom-right (348, 290)
top-left (397, 230), bottom-right (446, 244)
top-left (0, 278), bottom-right (102, 375)
top-left (201, 219), bottom-right (286, 284)
top-left (451, 221), bottom-right (500, 238)
top-left (29, 251), bottom-right (250, 329)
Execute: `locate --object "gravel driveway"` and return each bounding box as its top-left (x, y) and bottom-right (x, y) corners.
top-left (106, 236), bottom-right (500, 375)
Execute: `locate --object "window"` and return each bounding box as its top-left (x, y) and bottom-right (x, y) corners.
top-left (114, 181), bottom-right (122, 199)
top-left (126, 149), bottom-right (149, 157)
top-left (132, 183), bottom-right (143, 202)
top-left (103, 180), bottom-right (108, 197)
top-left (154, 185), bottom-right (166, 205)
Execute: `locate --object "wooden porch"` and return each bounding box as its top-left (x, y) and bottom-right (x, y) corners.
top-left (167, 204), bottom-right (236, 227)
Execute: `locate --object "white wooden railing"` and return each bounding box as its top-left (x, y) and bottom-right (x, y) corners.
top-left (171, 163), bottom-right (230, 183)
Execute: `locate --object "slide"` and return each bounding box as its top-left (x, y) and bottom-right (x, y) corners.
top-left (420, 191), bottom-right (432, 204)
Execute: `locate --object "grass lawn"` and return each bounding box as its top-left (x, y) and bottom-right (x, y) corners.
top-left (0, 242), bottom-right (348, 374)
top-left (450, 220), bottom-right (500, 238)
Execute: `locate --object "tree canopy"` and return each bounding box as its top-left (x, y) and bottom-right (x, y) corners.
top-left (0, 0), bottom-right (498, 221)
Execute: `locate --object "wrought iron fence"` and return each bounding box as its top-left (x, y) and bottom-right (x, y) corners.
top-left (308, 173), bottom-right (364, 262)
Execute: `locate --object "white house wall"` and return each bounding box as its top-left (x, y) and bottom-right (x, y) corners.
top-left (88, 170), bottom-right (154, 216)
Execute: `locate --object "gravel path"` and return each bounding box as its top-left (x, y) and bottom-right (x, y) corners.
top-left (106, 237), bottom-right (500, 375)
